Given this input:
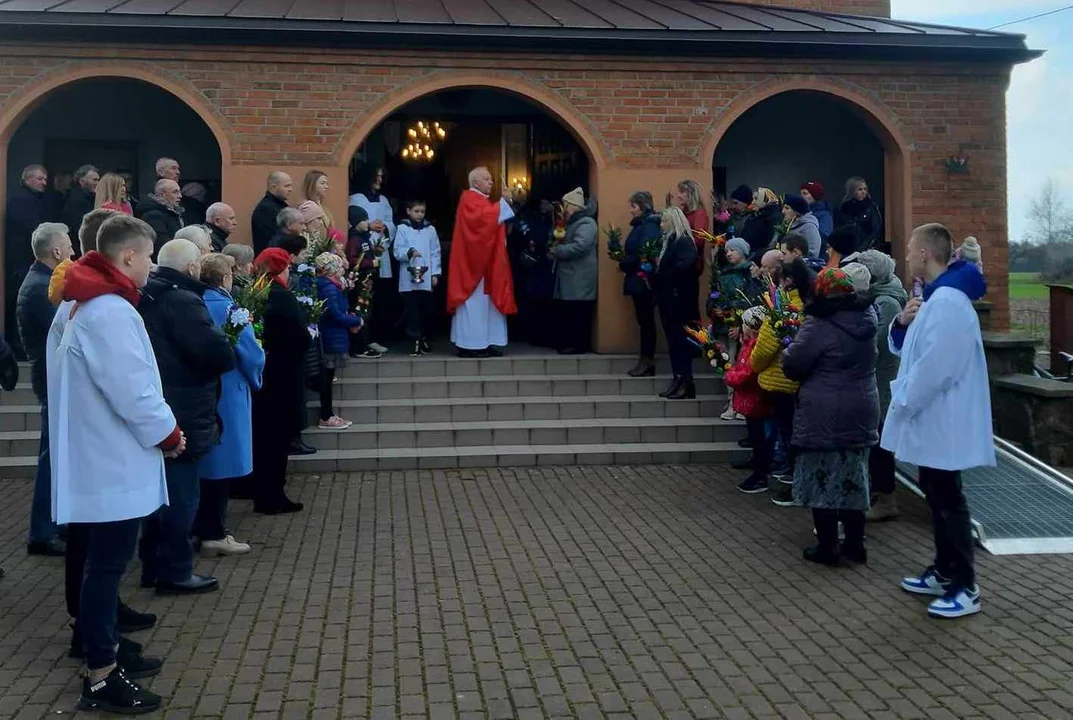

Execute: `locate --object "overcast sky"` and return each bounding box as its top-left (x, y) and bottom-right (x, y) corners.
top-left (890, 1), bottom-right (1071, 243)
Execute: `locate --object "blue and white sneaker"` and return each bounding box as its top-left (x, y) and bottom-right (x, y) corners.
top-left (900, 567), bottom-right (951, 596)
top-left (928, 586), bottom-right (981, 619)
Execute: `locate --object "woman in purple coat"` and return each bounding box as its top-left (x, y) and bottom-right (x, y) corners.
top-left (782, 265), bottom-right (879, 567)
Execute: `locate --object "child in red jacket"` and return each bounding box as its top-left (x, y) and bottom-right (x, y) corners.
top-left (725, 306), bottom-right (772, 493)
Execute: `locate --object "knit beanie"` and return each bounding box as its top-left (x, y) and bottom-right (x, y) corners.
top-left (742, 305), bottom-right (768, 330)
top-left (315, 251), bottom-right (343, 276)
top-left (347, 204), bottom-right (369, 229)
top-left (801, 181), bottom-right (824, 201)
top-left (958, 236), bottom-right (982, 264)
top-left (254, 247), bottom-right (291, 278)
top-left (783, 193), bottom-right (809, 216)
top-left (847, 249), bottom-right (896, 286)
top-left (297, 200), bottom-right (324, 224)
top-left (841, 262), bottom-right (872, 295)
top-left (826, 227), bottom-right (857, 258)
top-left (562, 187), bottom-right (585, 209)
top-left (730, 184), bottom-right (753, 205)
top-left (725, 237), bottom-right (750, 259)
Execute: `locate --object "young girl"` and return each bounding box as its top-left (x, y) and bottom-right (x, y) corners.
top-left (725, 305), bottom-right (772, 493)
top-left (710, 237), bottom-right (761, 419)
top-left (314, 252), bottom-right (362, 430)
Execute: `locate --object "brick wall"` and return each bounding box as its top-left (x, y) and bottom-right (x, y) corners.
top-left (739, 0), bottom-right (890, 17)
top-left (0, 43), bottom-right (1010, 323)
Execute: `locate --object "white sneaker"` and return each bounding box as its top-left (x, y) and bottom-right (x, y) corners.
top-left (201, 535), bottom-right (251, 557)
top-left (368, 342), bottom-right (388, 353)
top-left (901, 566), bottom-right (951, 596)
top-left (720, 408), bottom-right (737, 421)
top-left (928, 586), bottom-right (981, 619)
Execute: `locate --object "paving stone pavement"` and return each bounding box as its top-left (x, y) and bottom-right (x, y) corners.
top-left (2, 465), bottom-right (1073, 719)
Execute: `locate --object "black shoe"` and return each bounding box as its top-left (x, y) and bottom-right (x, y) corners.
top-left (27, 538), bottom-right (66, 557)
top-left (730, 456), bottom-right (755, 471)
top-left (842, 542), bottom-right (868, 564)
top-left (628, 361), bottom-right (655, 378)
top-left (287, 441), bottom-right (317, 456)
top-left (77, 667), bottom-right (161, 715)
top-left (116, 640), bottom-right (163, 680)
top-left (458, 348), bottom-right (480, 358)
top-left (410, 341), bottom-right (423, 358)
top-left (737, 474), bottom-right (768, 494)
top-left (255, 498), bottom-right (304, 515)
top-left (737, 437), bottom-right (753, 449)
top-left (667, 378), bottom-right (696, 400)
top-left (658, 376), bottom-right (682, 398)
top-left (155, 574), bottom-right (219, 595)
top-left (116, 602), bottom-right (156, 633)
top-left (486, 346), bottom-right (505, 357)
top-left (803, 545), bottom-right (841, 567)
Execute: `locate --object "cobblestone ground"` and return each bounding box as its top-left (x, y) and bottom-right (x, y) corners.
top-left (2, 465), bottom-right (1073, 719)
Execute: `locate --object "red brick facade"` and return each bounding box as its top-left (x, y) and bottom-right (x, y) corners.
top-left (0, 40), bottom-right (1012, 347)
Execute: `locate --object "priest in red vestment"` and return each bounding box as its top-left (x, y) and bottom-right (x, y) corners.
top-left (447, 166), bottom-right (518, 357)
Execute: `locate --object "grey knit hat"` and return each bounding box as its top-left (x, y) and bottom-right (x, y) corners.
top-left (725, 237), bottom-right (750, 258)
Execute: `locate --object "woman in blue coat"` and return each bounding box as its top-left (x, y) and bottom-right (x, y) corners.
top-left (195, 253), bottom-right (265, 556)
top-left (620, 191), bottom-right (663, 378)
top-left (315, 252), bottom-right (363, 429)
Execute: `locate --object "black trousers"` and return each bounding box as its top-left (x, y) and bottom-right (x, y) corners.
top-left (869, 433), bottom-right (897, 495)
top-left (813, 508), bottom-right (865, 550)
top-left (319, 367), bottom-right (336, 421)
top-left (193, 479), bottom-right (232, 542)
top-left (769, 392), bottom-right (796, 473)
top-left (524, 296), bottom-right (556, 348)
top-left (403, 291), bottom-right (435, 342)
top-left (631, 292), bottom-right (656, 360)
top-left (369, 277), bottom-right (401, 345)
top-left (919, 467), bottom-right (975, 590)
top-left (746, 418), bottom-right (770, 474)
top-left (555, 299), bottom-right (594, 352)
top-left (253, 411), bottom-right (292, 512)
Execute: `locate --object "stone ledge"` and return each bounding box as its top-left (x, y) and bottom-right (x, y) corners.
top-left (993, 375), bottom-right (1073, 399)
top-left (983, 332), bottom-right (1040, 349)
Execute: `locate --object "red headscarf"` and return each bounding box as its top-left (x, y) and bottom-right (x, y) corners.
top-left (254, 248), bottom-right (292, 287)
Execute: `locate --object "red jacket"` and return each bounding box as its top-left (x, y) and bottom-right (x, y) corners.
top-left (723, 335), bottom-right (770, 419)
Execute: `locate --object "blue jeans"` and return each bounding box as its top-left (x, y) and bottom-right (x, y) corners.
top-left (81, 517), bottom-right (141, 670)
top-left (29, 404), bottom-right (58, 544)
top-left (139, 458), bottom-right (199, 584)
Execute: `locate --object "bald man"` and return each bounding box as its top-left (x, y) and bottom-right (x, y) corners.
top-left (251, 171), bottom-right (293, 255)
top-left (136, 179), bottom-right (186, 258)
top-left (205, 202), bottom-right (236, 252)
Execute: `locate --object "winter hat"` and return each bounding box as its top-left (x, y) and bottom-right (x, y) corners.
top-left (347, 204), bottom-right (369, 229)
top-left (783, 193), bottom-right (809, 216)
top-left (315, 251), bottom-right (343, 276)
top-left (847, 249), bottom-right (896, 286)
top-left (826, 227), bottom-right (857, 259)
top-left (254, 247), bottom-right (291, 278)
top-left (742, 305), bottom-right (768, 330)
top-left (801, 181), bottom-right (824, 201)
top-left (297, 200), bottom-right (325, 225)
top-left (813, 267), bottom-right (856, 299)
top-left (841, 262), bottom-right (872, 295)
top-left (725, 237), bottom-right (750, 259)
top-left (957, 236), bottom-right (982, 264)
top-left (730, 184), bottom-right (753, 205)
top-left (562, 187), bottom-right (585, 209)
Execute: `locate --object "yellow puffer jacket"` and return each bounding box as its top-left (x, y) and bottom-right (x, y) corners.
top-left (750, 288), bottom-right (801, 394)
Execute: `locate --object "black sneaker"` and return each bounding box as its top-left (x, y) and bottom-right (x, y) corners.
top-left (770, 480), bottom-right (798, 508)
top-left (116, 602), bottom-right (156, 633)
top-left (70, 627), bottom-right (144, 660)
top-left (358, 349), bottom-right (383, 359)
top-left (77, 666), bottom-right (161, 714)
top-left (410, 341), bottom-right (423, 358)
top-left (737, 474), bottom-right (768, 494)
top-left (420, 339), bottom-right (432, 354)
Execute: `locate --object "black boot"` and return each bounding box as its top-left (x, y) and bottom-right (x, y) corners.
top-left (77, 667), bottom-right (161, 714)
top-left (667, 377), bottom-right (696, 400)
top-left (805, 508), bottom-right (841, 566)
top-left (658, 376), bottom-right (682, 398)
top-left (628, 358), bottom-right (655, 377)
top-left (840, 510), bottom-right (868, 564)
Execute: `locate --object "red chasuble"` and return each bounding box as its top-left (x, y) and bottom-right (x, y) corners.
top-left (446, 190), bottom-right (518, 316)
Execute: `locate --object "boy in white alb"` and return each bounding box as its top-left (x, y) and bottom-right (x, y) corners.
top-left (394, 199), bottom-right (441, 356)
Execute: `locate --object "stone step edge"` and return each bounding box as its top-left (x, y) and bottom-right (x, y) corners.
top-left (313, 394), bottom-right (727, 409)
top-left (289, 441), bottom-right (743, 461)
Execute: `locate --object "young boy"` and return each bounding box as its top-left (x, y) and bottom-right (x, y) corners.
top-left (394, 199), bottom-right (442, 357)
top-left (725, 306), bottom-right (771, 493)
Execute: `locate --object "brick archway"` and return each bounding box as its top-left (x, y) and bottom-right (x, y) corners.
top-left (332, 72), bottom-right (611, 175)
top-left (701, 78), bottom-right (912, 263)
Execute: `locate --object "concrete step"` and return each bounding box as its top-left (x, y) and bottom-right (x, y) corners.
top-left (289, 441), bottom-right (745, 472)
top-left (303, 416), bottom-right (741, 451)
top-left (0, 386), bottom-right (37, 406)
top-left (333, 354), bottom-right (664, 379)
top-left (310, 394), bottom-right (727, 424)
top-left (0, 406), bottom-right (41, 432)
top-left (0, 430), bottom-right (39, 457)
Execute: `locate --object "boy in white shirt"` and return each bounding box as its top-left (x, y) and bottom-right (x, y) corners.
top-left (394, 199), bottom-right (442, 356)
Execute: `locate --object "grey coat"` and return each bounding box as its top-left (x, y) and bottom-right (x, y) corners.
top-left (847, 249), bottom-right (908, 416)
top-left (789, 212), bottom-right (823, 260)
top-left (553, 202), bottom-right (598, 302)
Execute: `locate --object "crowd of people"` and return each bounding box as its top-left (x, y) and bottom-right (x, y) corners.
top-left (0, 155), bottom-right (999, 713)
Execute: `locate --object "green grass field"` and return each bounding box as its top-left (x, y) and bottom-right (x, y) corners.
top-left (1009, 272), bottom-right (1051, 300)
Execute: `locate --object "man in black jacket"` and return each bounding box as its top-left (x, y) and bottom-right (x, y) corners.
top-left (205, 202), bottom-right (236, 252)
top-left (251, 171), bottom-right (293, 255)
top-left (136, 179), bottom-right (185, 258)
top-left (138, 238), bottom-right (235, 595)
top-left (16, 221), bottom-right (72, 556)
top-left (4, 164), bottom-right (48, 356)
top-left (60, 165), bottom-right (99, 256)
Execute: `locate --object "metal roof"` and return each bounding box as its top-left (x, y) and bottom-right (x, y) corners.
top-left (0, 0), bottom-right (1041, 63)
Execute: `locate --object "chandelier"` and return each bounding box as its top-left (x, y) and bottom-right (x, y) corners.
top-left (402, 121), bottom-right (446, 162)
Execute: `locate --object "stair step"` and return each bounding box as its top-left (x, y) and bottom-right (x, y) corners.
top-left (335, 354), bottom-right (662, 378)
top-left (303, 416), bottom-right (741, 450)
top-left (0, 406), bottom-right (42, 431)
top-left (289, 442), bottom-right (745, 471)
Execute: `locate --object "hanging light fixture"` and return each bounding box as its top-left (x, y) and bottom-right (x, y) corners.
top-left (402, 121), bottom-right (446, 162)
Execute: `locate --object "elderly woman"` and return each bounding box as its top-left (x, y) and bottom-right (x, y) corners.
top-left (251, 248), bottom-right (310, 515)
top-left (173, 224), bottom-right (213, 256)
top-left (314, 252), bottom-right (362, 429)
top-left (552, 187), bottom-right (598, 355)
top-left (195, 253), bottom-right (265, 554)
top-left (781, 265), bottom-right (879, 566)
top-left (620, 191), bottom-right (663, 377)
top-left (653, 206), bottom-right (699, 399)
top-left (222, 243), bottom-right (255, 289)
top-left (836, 177), bottom-right (884, 253)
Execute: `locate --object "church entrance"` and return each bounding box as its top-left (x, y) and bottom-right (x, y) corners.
top-left (347, 88), bottom-right (591, 350)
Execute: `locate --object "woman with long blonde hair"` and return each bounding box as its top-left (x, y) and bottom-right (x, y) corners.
top-left (94, 172), bottom-right (133, 215)
top-left (654, 206), bottom-right (699, 400)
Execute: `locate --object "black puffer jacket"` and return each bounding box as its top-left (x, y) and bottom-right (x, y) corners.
top-left (619, 211), bottom-right (663, 296)
top-left (139, 266), bottom-right (236, 461)
top-left (137, 196), bottom-right (185, 258)
top-left (836, 197), bottom-right (884, 252)
top-left (740, 203), bottom-right (781, 262)
top-left (782, 294), bottom-right (879, 451)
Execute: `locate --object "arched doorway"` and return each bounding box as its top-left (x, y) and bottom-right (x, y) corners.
top-left (707, 86), bottom-right (910, 263)
top-left (346, 86), bottom-right (595, 346)
top-left (2, 75), bottom-right (225, 351)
